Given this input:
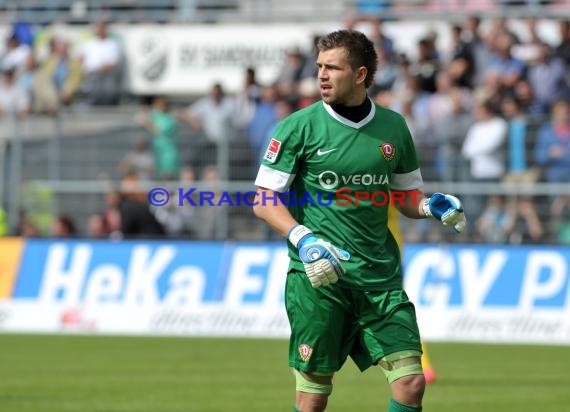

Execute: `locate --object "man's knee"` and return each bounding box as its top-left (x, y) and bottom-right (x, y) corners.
top-left (392, 373), bottom-right (426, 400)
top-left (378, 350), bottom-right (423, 384)
top-left (294, 369), bottom-right (334, 395)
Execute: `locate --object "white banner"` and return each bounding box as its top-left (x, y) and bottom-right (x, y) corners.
top-left (0, 302), bottom-right (289, 337)
top-left (2, 240), bottom-right (570, 343)
top-left (120, 24), bottom-right (334, 95)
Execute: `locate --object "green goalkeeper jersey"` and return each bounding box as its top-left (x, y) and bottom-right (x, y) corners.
top-left (255, 99), bottom-right (423, 290)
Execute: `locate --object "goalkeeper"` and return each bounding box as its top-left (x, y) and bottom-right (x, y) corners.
top-left (253, 29), bottom-right (465, 412)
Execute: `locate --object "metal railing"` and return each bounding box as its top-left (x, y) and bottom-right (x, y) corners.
top-left (1, 108), bottom-right (569, 244)
top-left (0, 0), bottom-right (568, 24)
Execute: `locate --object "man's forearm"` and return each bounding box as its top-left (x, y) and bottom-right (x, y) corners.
top-left (394, 190), bottom-right (429, 219)
top-left (252, 188), bottom-right (298, 238)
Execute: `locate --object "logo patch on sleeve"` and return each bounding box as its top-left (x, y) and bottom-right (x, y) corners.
top-left (264, 138), bottom-right (282, 163)
top-left (380, 142), bottom-right (396, 161)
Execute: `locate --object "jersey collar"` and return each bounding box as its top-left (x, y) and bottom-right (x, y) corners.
top-left (322, 97), bottom-right (376, 129)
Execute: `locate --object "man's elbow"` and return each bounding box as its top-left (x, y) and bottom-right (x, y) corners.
top-left (252, 201), bottom-right (264, 220)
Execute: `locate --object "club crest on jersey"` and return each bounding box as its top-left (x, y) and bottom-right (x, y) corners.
top-left (298, 344), bottom-right (313, 362)
top-left (264, 138), bottom-right (282, 163)
top-left (380, 142), bottom-right (396, 161)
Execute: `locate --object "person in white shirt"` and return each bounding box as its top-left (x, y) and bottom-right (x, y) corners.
top-left (179, 83), bottom-right (236, 174)
top-left (2, 34), bottom-right (31, 74)
top-left (462, 99), bottom-right (507, 181)
top-left (0, 68), bottom-right (30, 116)
top-left (80, 21), bottom-right (121, 105)
top-left (461, 98), bottom-right (507, 224)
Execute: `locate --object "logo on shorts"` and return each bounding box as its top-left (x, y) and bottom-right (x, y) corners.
top-left (298, 344), bottom-right (313, 362)
top-left (380, 142), bottom-right (396, 161)
top-left (264, 138), bottom-right (282, 163)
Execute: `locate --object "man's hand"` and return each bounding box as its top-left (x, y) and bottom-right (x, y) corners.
top-left (289, 225), bottom-right (350, 288)
top-left (423, 193), bottom-right (466, 233)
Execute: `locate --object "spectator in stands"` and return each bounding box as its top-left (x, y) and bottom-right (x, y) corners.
top-left (448, 24), bottom-right (475, 89)
top-left (464, 15), bottom-right (495, 87)
top-left (153, 166), bottom-right (200, 239)
top-left (501, 95), bottom-right (544, 242)
top-left (2, 33), bottom-right (31, 74)
top-left (372, 45), bottom-right (397, 93)
top-left (80, 21), bottom-right (121, 105)
top-left (105, 189), bottom-right (164, 239)
top-left (120, 169), bottom-right (148, 203)
top-left (555, 20), bottom-right (570, 65)
top-left (87, 213), bottom-right (109, 238)
top-left (18, 53), bottom-right (36, 106)
top-left (476, 191), bottom-right (543, 245)
top-left (246, 84), bottom-right (279, 155)
top-left (300, 34), bottom-right (322, 81)
top-left (32, 38), bottom-right (82, 114)
top-left (119, 137), bottom-right (154, 181)
top-left (102, 191), bottom-right (122, 239)
top-left (275, 47), bottom-right (305, 98)
top-left (475, 69), bottom-right (504, 115)
top-left (154, 195), bottom-right (189, 238)
top-left (475, 194), bottom-right (513, 243)
top-left (485, 31), bottom-right (525, 93)
top-left (513, 78), bottom-right (542, 117)
top-left (527, 42), bottom-right (568, 115)
top-left (258, 95), bottom-right (295, 162)
top-left (368, 18), bottom-right (396, 60)
top-left (180, 82), bottom-right (236, 168)
top-left (430, 73), bottom-right (473, 182)
top-left (462, 99), bottom-right (508, 182)
top-left (501, 95), bottom-right (537, 181)
top-left (410, 37), bottom-right (440, 94)
top-left (461, 99), bottom-right (508, 221)
top-left (234, 67), bottom-right (261, 130)
top-left (140, 96), bottom-right (180, 181)
top-left (0, 68), bottom-right (30, 117)
top-left (534, 99), bottom-right (570, 183)
top-left (195, 165), bottom-right (222, 240)
top-left (428, 71), bottom-right (472, 123)
top-left (511, 17), bottom-right (543, 64)
top-left (19, 219), bottom-right (40, 237)
top-left (52, 214), bottom-right (77, 238)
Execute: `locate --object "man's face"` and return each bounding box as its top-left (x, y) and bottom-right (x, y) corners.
top-left (316, 48), bottom-right (361, 105)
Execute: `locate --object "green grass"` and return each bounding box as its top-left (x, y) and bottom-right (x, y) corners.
top-left (0, 334), bottom-right (568, 411)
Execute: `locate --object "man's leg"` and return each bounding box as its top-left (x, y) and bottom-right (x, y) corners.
top-left (285, 272), bottom-right (349, 412)
top-left (379, 351), bottom-right (425, 412)
top-left (293, 370), bottom-right (333, 412)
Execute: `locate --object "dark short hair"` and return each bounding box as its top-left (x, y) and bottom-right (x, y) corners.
top-left (317, 30), bottom-right (378, 88)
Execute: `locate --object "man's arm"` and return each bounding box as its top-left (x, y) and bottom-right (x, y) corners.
top-left (252, 187), bottom-right (350, 288)
top-left (252, 187), bottom-right (298, 237)
top-left (394, 189), bottom-right (467, 233)
top-left (393, 189), bottom-right (428, 219)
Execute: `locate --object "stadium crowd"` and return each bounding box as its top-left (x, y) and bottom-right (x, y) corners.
top-left (1, 12), bottom-right (570, 245)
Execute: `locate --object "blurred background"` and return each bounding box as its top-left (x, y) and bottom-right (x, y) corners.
top-left (0, 0), bottom-right (568, 244)
top-left (0, 2), bottom-right (569, 411)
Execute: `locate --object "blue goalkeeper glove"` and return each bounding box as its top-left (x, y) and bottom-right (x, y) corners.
top-left (288, 225), bottom-right (350, 288)
top-left (423, 193), bottom-right (466, 233)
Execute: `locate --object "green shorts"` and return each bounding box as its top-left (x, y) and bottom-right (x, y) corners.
top-left (285, 270), bottom-right (422, 374)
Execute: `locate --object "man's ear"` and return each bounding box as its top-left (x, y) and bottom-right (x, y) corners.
top-left (356, 66), bottom-right (368, 85)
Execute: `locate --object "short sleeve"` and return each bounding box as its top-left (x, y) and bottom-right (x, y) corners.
top-left (391, 116), bottom-right (423, 191)
top-left (254, 117), bottom-right (304, 192)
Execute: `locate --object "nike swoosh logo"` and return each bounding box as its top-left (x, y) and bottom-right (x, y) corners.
top-left (317, 148), bottom-right (338, 156)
